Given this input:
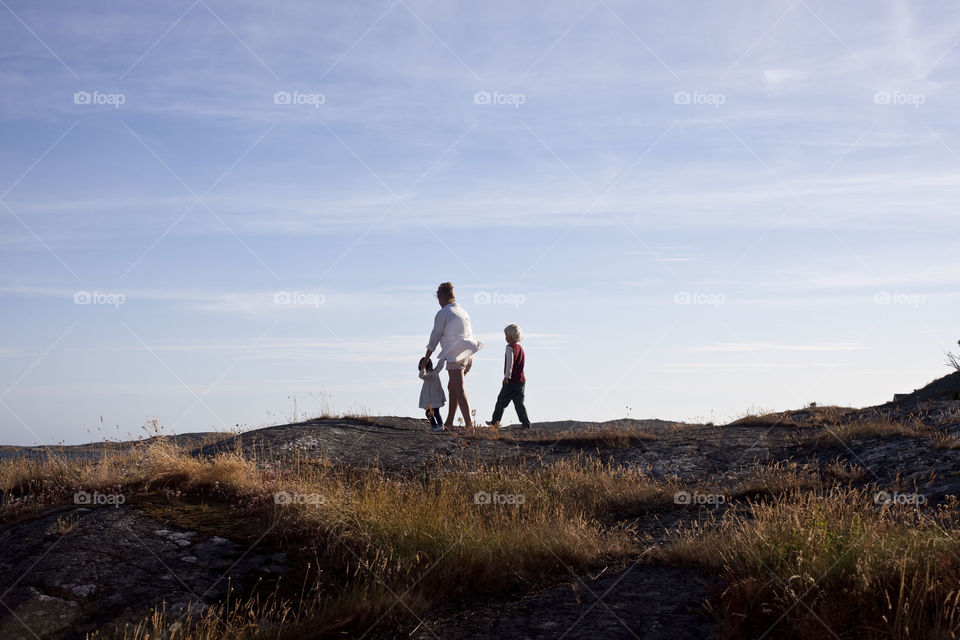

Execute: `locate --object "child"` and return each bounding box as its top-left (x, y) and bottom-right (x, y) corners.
top-left (487, 323), bottom-right (531, 429)
top-left (418, 357), bottom-right (446, 432)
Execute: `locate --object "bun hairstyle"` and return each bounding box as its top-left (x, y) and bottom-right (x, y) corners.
top-left (437, 282), bottom-right (455, 301)
top-left (419, 357), bottom-right (433, 371)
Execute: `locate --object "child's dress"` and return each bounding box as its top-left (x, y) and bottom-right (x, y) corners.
top-left (419, 360), bottom-right (446, 412)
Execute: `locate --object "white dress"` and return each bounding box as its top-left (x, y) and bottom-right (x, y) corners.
top-left (426, 302), bottom-right (483, 366)
top-left (419, 365), bottom-right (446, 409)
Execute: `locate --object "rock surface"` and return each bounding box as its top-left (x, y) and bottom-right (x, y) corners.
top-left (0, 505), bottom-right (288, 640)
top-left (3, 371), bottom-right (960, 639)
top-left (412, 564), bottom-right (715, 640)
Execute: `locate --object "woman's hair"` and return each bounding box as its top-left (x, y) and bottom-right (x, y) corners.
top-left (504, 323), bottom-right (523, 342)
top-left (419, 357), bottom-right (433, 371)
top-left (437, 282), bottom-right (455, 301)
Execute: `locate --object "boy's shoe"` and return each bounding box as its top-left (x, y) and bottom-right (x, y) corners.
top-left (520, 423), bottom-right (531, 430)
top-left (430, 424), bottom-right (446, 433)
top-left (485, 421), bottom-right (500, 428)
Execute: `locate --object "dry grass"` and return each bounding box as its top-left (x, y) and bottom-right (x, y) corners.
top-left (807, 419), bottom-right (926, 448)
top-left (464, 425), bottom-right (657, 448)
top-left (1, 439), bottom-right (671, 639)
top-left (731, 405), bottom-right (854, 427)
top-left (656, 488), bottom-right (960, 639)
top-left (5, 420), bottom-right (958, 640)
top-left (931, 431), bottom-right (960, 450)
top-left (731, 461), bottom-right (822, 499)
top-left (57, 512), bottom-right (80, 535)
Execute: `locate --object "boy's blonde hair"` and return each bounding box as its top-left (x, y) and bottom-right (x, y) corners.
top-left (504, 323), bottom-right (523, 342)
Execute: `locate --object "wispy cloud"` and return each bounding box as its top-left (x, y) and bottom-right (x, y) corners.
top-left (2, 0), bottom-right (959, 442)
top-left (687, 342), bottom-right (867, 353)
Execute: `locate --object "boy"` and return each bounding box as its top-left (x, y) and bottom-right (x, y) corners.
top-left (418, 357), bottom-right (446, 432)
top-left (487, 323), bottom-right (531, 429)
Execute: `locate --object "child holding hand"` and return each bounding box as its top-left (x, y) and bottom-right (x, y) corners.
top-left (418, 357), bottom-right (446, 432)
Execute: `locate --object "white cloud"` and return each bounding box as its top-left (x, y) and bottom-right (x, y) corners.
top-left (687, 342), bottom-right (867, 353)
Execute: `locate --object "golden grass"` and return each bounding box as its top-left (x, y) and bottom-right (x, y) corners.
top-left (655, 488), bottom-right (960, 639)
top-left (731, 461), bottom-right (822, 499)
top-left (931, 431), bottom-right (960, 450)
top-left (807, 419), bottom-right (925, 448)
top-left (1, 440), bottom-right (671, 638)
top-left (731, 405), bottom-right (854, 427)
top-left (464, 425), bottom-right (657, 448)
top-left (3, 419), bottom-right (956, 640)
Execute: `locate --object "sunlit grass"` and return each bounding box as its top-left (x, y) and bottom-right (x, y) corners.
top-left (3, 417), bottom-right (958, 639)
top-left (656, 488), bottom-right (960, 639)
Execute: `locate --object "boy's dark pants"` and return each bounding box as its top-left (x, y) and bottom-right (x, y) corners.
top-left (492, 381), bottom-right (530, 426)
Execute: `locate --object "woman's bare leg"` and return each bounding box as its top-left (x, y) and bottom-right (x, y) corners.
top-left (458, 385), bottom-right (473, 428)
top-left (452, 368), bottom-right (472, 428)
top-left (459, 357), bottom-right (473, 427)
top-left (446, 370), bottom-right (473, 428)
top-left (445, 370), bottom-right (462, 427)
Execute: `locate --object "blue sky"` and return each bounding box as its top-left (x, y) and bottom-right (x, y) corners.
top-left (1, 0), bottom-right (958, 445)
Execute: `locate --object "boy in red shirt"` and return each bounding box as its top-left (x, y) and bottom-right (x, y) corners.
top-left (487, 323), bottom-right (531, 429)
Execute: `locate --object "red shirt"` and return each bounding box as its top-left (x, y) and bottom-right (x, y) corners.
top-left (506, 343), bottom-right (525, 383)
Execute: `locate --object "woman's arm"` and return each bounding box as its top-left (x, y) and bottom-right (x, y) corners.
top-left (426, 309), bottom-right (447, 358)
top-left (420, 359), bottom-right (446, 379)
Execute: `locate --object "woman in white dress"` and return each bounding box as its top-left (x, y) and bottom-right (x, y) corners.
top-left (424, 282), bottom-right (482, 430)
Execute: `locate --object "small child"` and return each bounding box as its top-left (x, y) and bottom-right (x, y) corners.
top-left (487, 323), bottom-right (531, 429)
top-left (418, 357), bottom-right (446, 432)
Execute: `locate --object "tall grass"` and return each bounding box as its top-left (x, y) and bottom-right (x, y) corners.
top-left (464, 425), bottom-right (657, 447)
top-left (5, 422), bottom-right (959, 639)
top-left (657, 488), bottom-right (960, 639)
top-left (808, 419), bottom-right (925, 448)
top-left (1, 439), bottom-right (671, 638)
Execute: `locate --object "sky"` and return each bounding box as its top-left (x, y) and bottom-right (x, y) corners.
top-left (1, 0), bottom-right (958, 445)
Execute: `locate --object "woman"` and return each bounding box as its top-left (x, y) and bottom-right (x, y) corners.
top-left (424, 282), bottom-right (482, 430)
